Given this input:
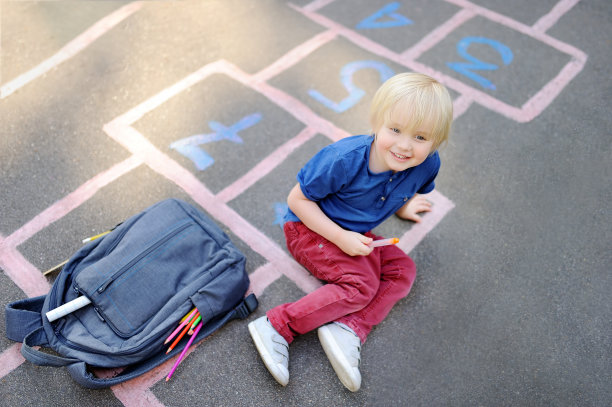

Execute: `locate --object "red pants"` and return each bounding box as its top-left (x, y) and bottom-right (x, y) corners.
top-left (267, 221), bottom-right (417, 344)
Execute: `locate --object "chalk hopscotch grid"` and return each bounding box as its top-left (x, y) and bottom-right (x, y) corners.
top-left (0, 0), bottom-right (587, 405)
top-left (293, 0), bottom-right (587, 123)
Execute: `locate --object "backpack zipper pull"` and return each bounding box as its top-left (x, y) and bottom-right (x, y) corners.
top-left (93, 307), bottom-right (106, 322)
top-left (97, 279), bottom-right (113, 293)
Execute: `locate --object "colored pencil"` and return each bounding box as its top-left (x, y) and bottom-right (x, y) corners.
top-left (166, 322), bottom-right (203, 381)
top-left (180, 307), bottom-right (197, 323)
top-left (188, 315), bottom-right (202, 335)
top-left (43, 259), bottom-right (69, 276)
top-left (164, 308), bottom-right (198, 344)
top-left (166, 313), bottom-right (197, 354)
top-left (82, 230), bottom-right (111, 243)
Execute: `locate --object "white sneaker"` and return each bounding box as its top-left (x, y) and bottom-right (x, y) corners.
top-left (317, 322), bottom-right (362, 392)
top-left (248, 316), bottom-right (289, 386)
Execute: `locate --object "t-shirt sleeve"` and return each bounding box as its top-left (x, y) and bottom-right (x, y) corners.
top-left (297, 145), bottom-right (348, 201)
top-left (417, 152), bottom-right (440, 194)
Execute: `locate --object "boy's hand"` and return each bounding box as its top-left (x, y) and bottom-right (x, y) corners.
top-left (396, 194), bottom-right (432, 223)
top-left (335, 230), bottom-right (373, 256)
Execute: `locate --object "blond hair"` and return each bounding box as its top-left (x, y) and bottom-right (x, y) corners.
top-left (369, 72), bottom-right (453, 151)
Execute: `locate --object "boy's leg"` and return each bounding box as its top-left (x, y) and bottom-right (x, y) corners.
top-left (336, 232), bottom-right (417, 343)
top-left (248, 316), bottom-right (290, 386)
top-left (317, 321), bottom-right (362, 391)
top-left (267, 222), bottom-right (381, 344)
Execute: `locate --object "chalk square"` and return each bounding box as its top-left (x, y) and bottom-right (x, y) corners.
top-left (317, 0), bottom-right (461, 53)
top-left (131, 74), bottom-right (304, 194)
top-left (227, 134), bottom-right (330, 249)
top-left (0, 118), bottom-right (132, 237)
top-left (416, 15), bottom-right (572, 107)
top-left (267, 37), bottom-right (412, 135)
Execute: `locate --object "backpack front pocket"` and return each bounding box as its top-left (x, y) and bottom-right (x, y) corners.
top-left (74, 220), bottom-right (213, 337)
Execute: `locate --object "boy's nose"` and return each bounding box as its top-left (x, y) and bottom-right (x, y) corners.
top-left (396, 137), bottom-right (413, 151)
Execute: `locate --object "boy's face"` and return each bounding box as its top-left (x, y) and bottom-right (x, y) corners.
top-left (369, 113), bottom-right (434, 173)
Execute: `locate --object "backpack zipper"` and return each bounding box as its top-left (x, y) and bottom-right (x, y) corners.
top-left (54, 324), bottom-right (169, 356)
top-left (95, 221), bottom-right (193, 293)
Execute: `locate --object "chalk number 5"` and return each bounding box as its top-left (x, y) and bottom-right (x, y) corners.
top-left (447, 36), bottom-right (513, 90)
top-left (309, 60), bottom-right (395, 113)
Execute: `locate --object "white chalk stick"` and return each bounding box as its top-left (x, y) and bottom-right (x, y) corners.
top-left (46, 296), bottom-right (92, 322)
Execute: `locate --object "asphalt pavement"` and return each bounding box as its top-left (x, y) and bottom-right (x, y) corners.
top-left (1, 0), bottom-right (610, 406)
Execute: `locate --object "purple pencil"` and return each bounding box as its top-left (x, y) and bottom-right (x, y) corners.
top-left (164, 309), bottom-right (198, 344)
top-left (166, 322), bottom-right (203, 381)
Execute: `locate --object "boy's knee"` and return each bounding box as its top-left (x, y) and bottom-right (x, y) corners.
top-left (396, 258), bottom-right (417, 294)
top-left (343, 278), bottom-right (379, 310)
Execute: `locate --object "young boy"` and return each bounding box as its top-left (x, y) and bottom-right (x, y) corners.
top-left (248, 72), bottom-right (453, 391)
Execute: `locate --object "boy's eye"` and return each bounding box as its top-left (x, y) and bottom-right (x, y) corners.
top-left (415, 134), bottom-right (427, 141)
top-left (391, 128), bottom-right (400, 133)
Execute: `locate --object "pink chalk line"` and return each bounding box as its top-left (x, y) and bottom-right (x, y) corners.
top-left (248, 263), bottom-right (284, 298)
top-left (0, 345), bottom-right (25, 381)
top-left (253, 29), bottom-right (337, 83)
top-left (216, 126), bottom-right (319, 203)
top-left (0, 244), bottom-right (50, 297)
top-left (533, 0), bottom-right (582, 33)
top-left (112, 353), bottom-right (182, 407)
top-left (301, 0), bottom-right (337, 13)
top-left (401, 8), bottom-right (476, 61)
top-left (452, 94), bottom-right (473, 119)
top-left (397, 190), bottom-right (455, 254)
top-left (1, 1), bottom-right (143, 99)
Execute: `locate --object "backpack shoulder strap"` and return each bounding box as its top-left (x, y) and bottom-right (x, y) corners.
top-left (5, 296), bottom-right (84, 367)
top-left (5, 296), bottom-right (46, 342)
top-left (21, 327), bottom-right (81, 367)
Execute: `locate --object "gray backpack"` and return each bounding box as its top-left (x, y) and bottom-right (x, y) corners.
top-left (5, 198), bottom-right (257, 388)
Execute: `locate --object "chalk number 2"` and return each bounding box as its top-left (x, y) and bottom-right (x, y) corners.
top-left (447, 36), bottom-right (513, 90)
top-left (309, 60), bottom-right (395, 113)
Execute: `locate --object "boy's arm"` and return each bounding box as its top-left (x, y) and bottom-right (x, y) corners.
top-left (287, 183), bottom-right (373, 256)
top-left (395, 193), bottom-right (432, 222)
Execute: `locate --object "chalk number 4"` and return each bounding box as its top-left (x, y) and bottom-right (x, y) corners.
top-left (447, 36), bottom-right (513, 90)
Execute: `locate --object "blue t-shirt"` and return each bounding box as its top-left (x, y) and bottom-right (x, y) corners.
top-left (284, 134), bottom-right (440, 233)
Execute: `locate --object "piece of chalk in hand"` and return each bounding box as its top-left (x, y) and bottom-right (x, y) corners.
top-left (368, 237), bottom-right (399, 248)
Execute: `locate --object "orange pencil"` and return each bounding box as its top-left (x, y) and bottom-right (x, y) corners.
top-left (167, 312), bottom-right (199, 353)
top-left (164, 309), bottom-right (198, 345)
